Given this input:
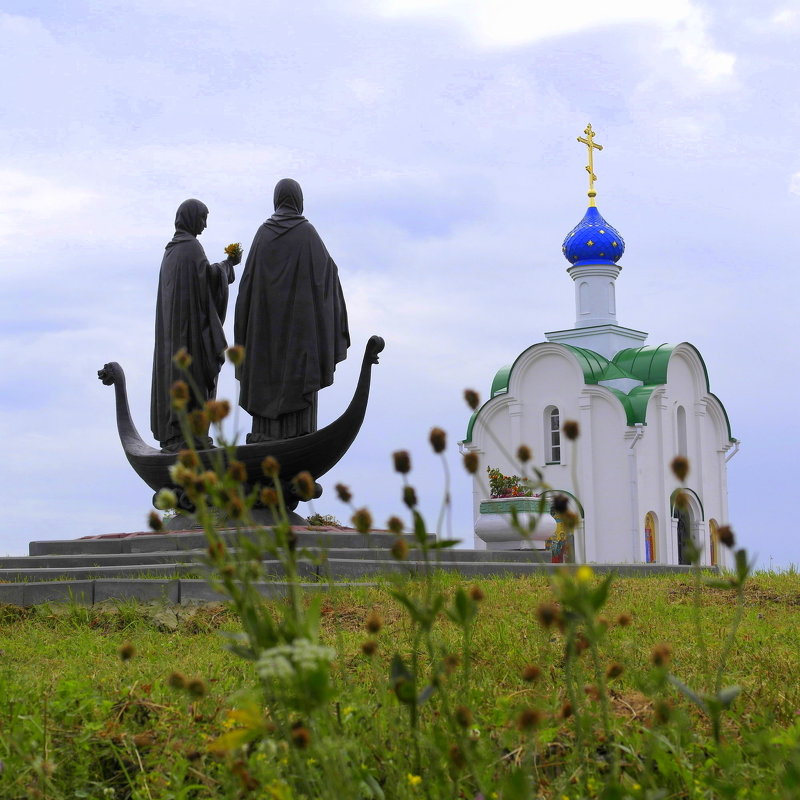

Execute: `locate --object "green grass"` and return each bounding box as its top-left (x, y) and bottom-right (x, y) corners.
top-left (1, 572), bottom-right (800, 799)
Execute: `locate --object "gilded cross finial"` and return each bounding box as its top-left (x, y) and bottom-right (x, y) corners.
top-left (577, 123), bottom-right (603, 206)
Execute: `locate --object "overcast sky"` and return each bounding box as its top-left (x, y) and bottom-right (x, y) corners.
top-left (1, 0), bottom-right (798, 568)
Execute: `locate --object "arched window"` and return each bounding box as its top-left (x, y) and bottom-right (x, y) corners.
top-left (676, 405), bottom-right (688, 458)
top-left (545, 406), bottom-right (561, 464)
top-left (709, 519), bottom-right (719, 566)
top-left (644, 512), bottom-right (657, 563)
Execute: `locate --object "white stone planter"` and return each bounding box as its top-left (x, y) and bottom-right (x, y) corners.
top-left (475, 498), bottom-right (557, 551)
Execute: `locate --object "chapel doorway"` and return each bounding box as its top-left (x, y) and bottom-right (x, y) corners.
top-left (676, 507), bottom-right (692, 565)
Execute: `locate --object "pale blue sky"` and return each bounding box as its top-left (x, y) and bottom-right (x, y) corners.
top-left (1, 0), bottom-right (798, 567)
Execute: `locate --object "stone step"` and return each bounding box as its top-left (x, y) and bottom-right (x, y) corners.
top-left (0, 556), bottom-right (700, 587)
top-left (28, 528), bottom-right (427, 556)
top-left (0, 580), bottom-right (377, 608)
top-left (1, 546), bottom-right (552, 571)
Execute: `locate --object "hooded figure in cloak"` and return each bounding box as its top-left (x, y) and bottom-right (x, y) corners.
top-left (150, 199), bottom-right (239, 451)
top-left (234, 179), bottom-right (350, 442)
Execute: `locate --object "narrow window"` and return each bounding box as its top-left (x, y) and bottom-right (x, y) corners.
top-left (676, 405), bottom-right (687, 458)
top-left (546, 406), bottom-right (561, 464)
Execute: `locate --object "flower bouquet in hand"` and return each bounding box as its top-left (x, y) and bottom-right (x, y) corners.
top-left (224, 242), bottom-right (243, 259)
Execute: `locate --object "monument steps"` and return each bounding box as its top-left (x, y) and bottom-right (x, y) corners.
top-left (0, 527), bottom-right (703, 606)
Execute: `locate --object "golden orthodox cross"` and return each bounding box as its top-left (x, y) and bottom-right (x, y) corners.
top-left (577, 123), bottom-right (603, 206)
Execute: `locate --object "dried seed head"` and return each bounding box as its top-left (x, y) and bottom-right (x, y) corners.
top-left (462, 452), bottom-right (479, 474)
top-left (391, 537), bottom-right (409, 560)
top-left (290, 726), bottom-right (311, 748)
top-left (517, 707), bottom-right (543, 730)
top-left (454, 705), bottom-right (473, 728)
top-left (351, 507), bottom-right (373, 534)
top-left (335, 483), bottom-right (352, 503)
top-left (717, 525), bottom-right (735, 548)
top-left (654, 700), bottom-right (672, 724)
top-left (464, 389), bottom-right (480, 410)
top-left (188, 409), bottom-right (209, 436)
top-left (261, 456), bottom-right (280, 478)
top-left (387, 516), bottom-right (404, 535)
top-left (469, 585), bottom-right (484, 602)
top-left (521, 664), bottom-right (541, 683)
top-left (560, 701), bottom-right (573, 719)
top-left (584, 684), bottom-right (600, 701)
top-left (564, 510), bottom-right (580, 531)
top-left (443, 654), bottom-right (460, 674)
top-left (168, 671), bottom-right (187, 690)
top-left (170, 380), bottom-right (190, 410)
top-left (429, 427), bottom-right (446, 454)
top-left (516, 445), bottom-right (532, 463)
top-left (154, 488), bottom-right (177, 511)
top-left (392, 450), bottom-right (411, 474)
top-left (575, 632), bottom-right (590, 654)
top-left (226, 494), bottom-right (244, 519)
top-left (207, 540), bottom-right (226, 561)
top-left (205, 399), bottom-right (231, 423)
top-left (177, 449), bottom-right (200, 469)
top-left (201, 470), bottom-right (218, 488)
top-left (172, 347), bottom-right (192, 369)
top-left (551, 494), bottom-right (569, 514)
top-left (226, 345), bottom-right (245, 367)
top-left (365, 611), bottom-right (383, 633)
top-left (119, 642), bottom-right (136, 661)
top-left (606, 662), bottom-right (624, 680)
top-left (187, 678), bottom-right (206, 698)
top-left (651, 644), bottom-right (671, 668)
top-left (616, 613), bottom-right (633, 627)
top-left (671, 455), bottom-right (690, 483)
top-left (148, 511), bottom-right (164, 532)
top-left (227, 460), bottom-right (247, 483)
top-left (673, 490), bottom-right (689, 511)
top-left (402, 486), bottom-right (417, 508)
top-left (536, 602), bottom-right (560, 629)
top-left (361, 640), bottom-right (377, 656)
top-left (448, 744), bottom-right (466, 769)
top-left (259, 487), bottom-right (278, 507)
top-left (292, 471), bottom-right (315, 501)
top-left (562, 420), bottom-right (580, 440)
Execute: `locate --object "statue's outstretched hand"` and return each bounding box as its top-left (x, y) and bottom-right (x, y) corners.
top-left (228, 250), bottom-right (243, 266)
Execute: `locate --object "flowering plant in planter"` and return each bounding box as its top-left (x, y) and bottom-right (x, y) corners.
top-left (486, 466), bottom-right (534, 498)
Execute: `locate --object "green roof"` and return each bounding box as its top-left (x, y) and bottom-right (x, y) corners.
top-left (462, 341), bottom-right (734, 443)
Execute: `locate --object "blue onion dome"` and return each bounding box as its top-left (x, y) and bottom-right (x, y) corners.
top-left (562, 206), bottom-right (625, 266)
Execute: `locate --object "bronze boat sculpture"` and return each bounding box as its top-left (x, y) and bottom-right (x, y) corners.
top-left (99, 335), bottom-right (385, 518)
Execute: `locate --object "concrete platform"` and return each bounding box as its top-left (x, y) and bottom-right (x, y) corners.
top-left (0, 525), bottom-right (708, 606)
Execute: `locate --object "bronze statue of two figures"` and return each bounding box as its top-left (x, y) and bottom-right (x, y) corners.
top-left (100, 179), bottom-right (384, 523)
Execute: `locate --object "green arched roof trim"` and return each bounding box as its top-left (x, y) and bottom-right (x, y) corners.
top-left (491, 365), bottom-right (512, 397)
top-left (462, 341), bottom-right (733, 442)
top-left (709, 393), bottom-right (734, 442)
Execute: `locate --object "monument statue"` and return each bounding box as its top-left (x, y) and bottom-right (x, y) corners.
top-left (150, 198), bottom-right (240, 451)
top-left (101, 187), bottom-right (382, 526)
top-left (234, 179), bottom-right (350, 443)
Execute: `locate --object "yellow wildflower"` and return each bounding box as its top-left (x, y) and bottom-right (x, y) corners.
top-left (576, 565), bottom-right (594, 583)
top-left (407, 773), bottom-right (422, 788)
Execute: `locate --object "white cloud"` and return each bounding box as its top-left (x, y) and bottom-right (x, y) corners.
top-left (0, 170), bottom-right (98, 245)
top-left (790, 171), bottom-right (800, 195)
top-left (365, 0), bottom-right (734, 84)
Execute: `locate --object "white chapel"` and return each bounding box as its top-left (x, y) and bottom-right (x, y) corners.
top-left (459, 126), bottom-right (738, 567)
